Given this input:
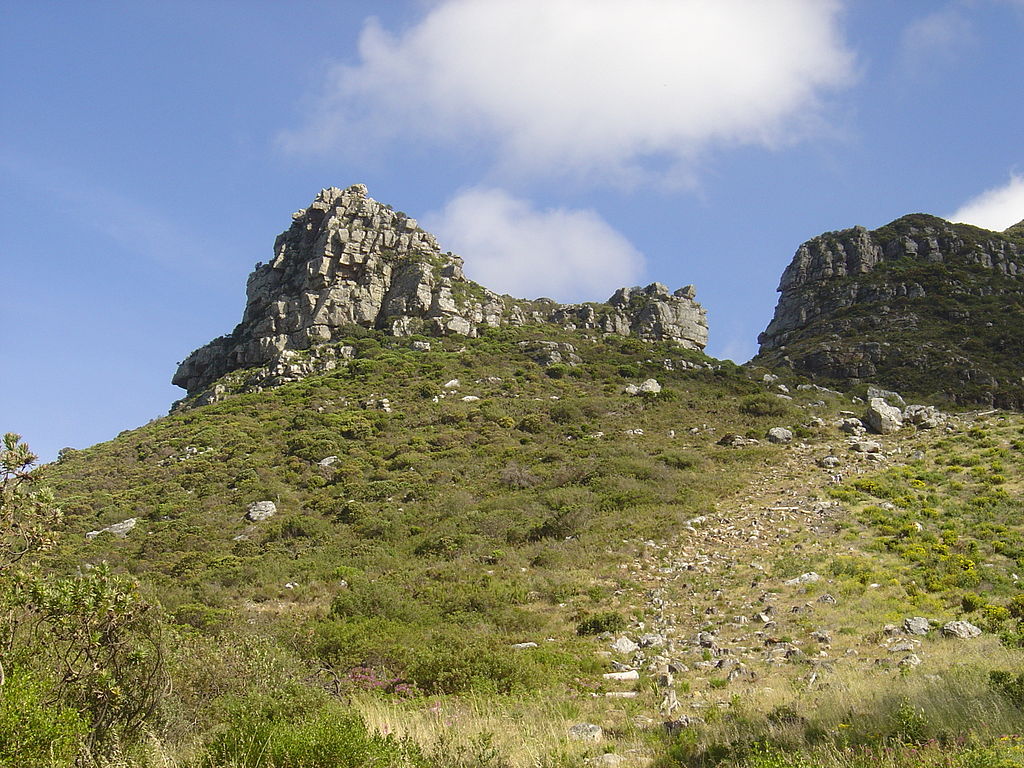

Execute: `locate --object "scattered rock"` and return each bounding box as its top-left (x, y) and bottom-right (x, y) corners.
top-left (784, 572), bottom-right (821, 586)
top-left (444, 379), bottom-right (461, 389)
top-left (942, 621), bottom-right (982, 639)
top-left (850, 440), bottom-right (882, 453)
top-left (639, 633), bottom-right (666, 648)
top-left (839, 418), bottom-right (866, 435)
top-left (766, 427), bottom-right (793, 444)
top-left (568, 723), bottom-right (603, 742)
top-left (818, 455), bottom-right (841, 468)
top-left (318, 456), bottom-right (339, 467)
top-left (639, 378), bottom-right (662, 394)
top-left (461, 395), bottom-right (480, 402)
top-left (817, 593), bottom-right (837, 605)
top-left (511, 642), bottom-right (538, 650)
top-left (899, 654), bottom-right (922, 668)
top-left (718, 434), bottom-right (760, 447)
top-left (603, 670), bottom-right (639, 681)
top-left (905, 404), bottom-right (944, 429)
top-left (865, 397), bottom-right (903, 434)
top-left (867, 386), bottom-right (906, 407)
top-left (904, 617), bottom-right (931, 636)
top-left (245, 501), bottom-right (277, 522)
top-left (411, 340), bottom-right (431, 351)
top-left (610, 636), bottom-right (639, 655)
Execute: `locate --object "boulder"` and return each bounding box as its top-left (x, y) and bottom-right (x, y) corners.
top-left (638, 378), bottom-right (662, 394)
top-left (904, 617), bottom-right (931, 636)
top-left (867, 386), bottom-right (906, 407)
top-left (610, 636), bottom-right (639, 655)
top-left (86, 517), bottom-right (138, 539)
top-left (865, 397), bottom-right (903, 434)
top-left (245, 501), bottom-right (277, 522)
top-left (568, 723), bottom-right (603, 742)
top-left (766, 427), bottom-right (793, 444)
top-left (784, 572), bottom-right (821, 586)
top-left (942, 620), bottom-right (982, 639)
top-left (905, 404), bottom-right (944, 429)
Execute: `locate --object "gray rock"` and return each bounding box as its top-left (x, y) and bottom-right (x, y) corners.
top-left (839, 417), bottom-right (866, 435)
top-left (639, 633), bottom-right (666, 648)
top-left (511, 642), bottom-right (538, 650)
top-left (586, 755), bottom-right (625, 767)
top-left (818, 455), bottom-right (841, 468)
top-left (850, 440), bottom-right (882, 453)
top-left (568, 723), bottom-right (603, 742)
top-left (905, 404), bottom-right (944, 429)
top-left (865, 397), bottom-right (903, 434)
top-left (245, 501), bottom-right (277, 522)
top-left (904, 617), bottom-right (931, 636)
top-left (817, 593), bottom-right (837, 605)
top-left (171, 186), bottom-right (709, 398)
top-left (610, 636), bottom-right (639, 655)
top-left (942, 620), bottom-right (982, 639)
top-left (784, 572), bottom-right (821, 586)
top-left (899, 654), bottom-right (922, 668)
top-left (867, 386), bottom-right (906, 407)
top-left (86, 517), bottom-right (138, 539)
top-left (638, 378), bottom-right (662, 394)
top-left (718, 434), bottom-right (760, 447)
top-left (766, 427), bottom-right (793, 444)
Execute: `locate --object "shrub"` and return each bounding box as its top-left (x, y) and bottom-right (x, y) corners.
top-left (0, 668), bottom-right (85, 768)
top-left (576, 611), bottom-right (627, 636)
top-left (739, 394), bottom-right (792, 418)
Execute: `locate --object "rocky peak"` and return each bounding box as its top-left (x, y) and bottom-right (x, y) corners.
top-left (173, 185), bottom-right (708, 396)
top-left (755, 213), bottom-right (1024, 407)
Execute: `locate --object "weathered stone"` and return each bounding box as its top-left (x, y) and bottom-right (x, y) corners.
top-left (610, 636), bottom-right (639, 655)
top-left (904, 617), bottom-right (931, 636)
top-left (766, 427), bottom-right (793, 444)
top-left (905, 404), bottom-right (944, 429)
top-left (86, 518), bottom-right (138, 539)
top-left (638, 378), bottom-right (662, 394)
top-left (784, 572), bottom-right (821, 586)
top-left (865, 398), bottom-right (903, 434)
top-left (942, 620), bottom-right (982, 639)
top-left (245, 501), bottom-right (277, 522)
top-left (568, 723), bottom-right (603, 742)
top-left (172, 186), bottom-right (708, 398)
top-left (867, 387), bottom-right (906, 407)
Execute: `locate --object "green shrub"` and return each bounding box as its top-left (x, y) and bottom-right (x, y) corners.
top-left (0, 669), bottom-right (85, 768)
top-left (575, 611), bottom-right (627, 636)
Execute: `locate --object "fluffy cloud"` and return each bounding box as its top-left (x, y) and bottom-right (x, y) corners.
top-left (282, 0), bottom-right (855, 180)
top-left (423, 188), bottom-right (644, 301)
top-left (948, 174), bottom-right (1024, 231)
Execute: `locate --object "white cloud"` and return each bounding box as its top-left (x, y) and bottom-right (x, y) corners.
top-left (948, 174), bottom-right (1024, 231)
top-left (282, 0), bottom-right (855, 181)
top-left (424, 188), bottom-right (644, 302)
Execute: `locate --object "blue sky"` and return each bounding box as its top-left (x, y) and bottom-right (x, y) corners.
top-left (2, 0), bottom-right (1023, 463)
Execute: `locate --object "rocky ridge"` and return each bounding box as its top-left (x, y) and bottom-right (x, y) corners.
top-left (173, 185), bottom-right (707, 396)
top-left (755, 214), bottom-right (1024, 407)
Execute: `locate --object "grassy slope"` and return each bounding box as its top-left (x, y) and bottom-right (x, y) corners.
top-left (26, 327), bottom-right (1024, 766)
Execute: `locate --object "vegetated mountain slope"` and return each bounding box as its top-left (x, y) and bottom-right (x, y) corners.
top-left (756, 214), bottom-right (1024, 408)
top-left (37, 329), bottom-right (1024, 767)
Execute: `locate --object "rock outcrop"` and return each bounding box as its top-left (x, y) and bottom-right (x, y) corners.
top-left (174, 185), bottom-right (708, 396)
top-left (756, 214), bottom-right (1024, 408)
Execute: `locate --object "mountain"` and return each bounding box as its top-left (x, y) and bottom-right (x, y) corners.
top-left (172, 184), bottom-right (707, 402)
top-left (12, 189), bottom-right (1024, 768)
top-left (755, 214), bottom-right (1024, 407)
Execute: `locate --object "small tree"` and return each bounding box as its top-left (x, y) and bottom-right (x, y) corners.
top-left (0, 433), bottom-right (62, 576)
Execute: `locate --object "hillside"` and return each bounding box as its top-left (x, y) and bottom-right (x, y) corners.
top-left (755, 214), bottom-right (1024, 408)
top-left (7, 322), bottom-right (1024, 767)
top-left (7, 188), bottom-right (1024, 768)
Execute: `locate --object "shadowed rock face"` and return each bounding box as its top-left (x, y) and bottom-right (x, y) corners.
top-left (173, 185), bottom-right (708, 395)
top-left (756, 213), bottom-right (1024, 407)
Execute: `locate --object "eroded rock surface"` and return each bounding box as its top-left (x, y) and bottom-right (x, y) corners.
top-left (174, 185), bottom-right (708, 396)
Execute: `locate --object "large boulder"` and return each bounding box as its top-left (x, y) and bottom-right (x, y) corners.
top-left (865, 397), bottom-right (903, 434)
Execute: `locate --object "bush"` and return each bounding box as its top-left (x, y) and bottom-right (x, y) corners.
top-left (199, 698), bottom-right (418, 768)
top-left (576, 611), bottom-right (627, 636)
top-left (0, 668), bottom-right (85, 768)
top-left (740, 394), bottom-right (792, 418)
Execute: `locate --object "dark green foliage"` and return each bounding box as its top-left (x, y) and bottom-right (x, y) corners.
top-left (575, 611), bottom-right (627, 636)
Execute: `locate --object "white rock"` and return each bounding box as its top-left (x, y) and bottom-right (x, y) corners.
top-left (784, 572), bottom-right (821, 586)
top-left (85, 517), bottom-right (138, 540)
top-left (568, 723), bottom-right (603, 742)
top-left (766, 427), bottom-right (793, 444)
top-left (942, 621), bottom-right (982, 639)
top-left (603, 670), bottom-right (639, 681)
top-left (866, 397), bottom-right (903, 434)
top-left (461, 395), bottom-right (480, 402)
top-left (443, 379), bottom-right (460, 389)
top-left (245, 501), bottom-right (277, 522)
top-left (610, 636), bottom-right (639, 655)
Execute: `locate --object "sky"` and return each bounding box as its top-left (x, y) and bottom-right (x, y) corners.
top-left (2, 0), bottom-right (1023, 463)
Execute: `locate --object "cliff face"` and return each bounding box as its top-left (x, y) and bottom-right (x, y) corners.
top-left (756, 214), bottom-right (1024, 407)
top-left (173, 185), bottom-right (708, 396)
